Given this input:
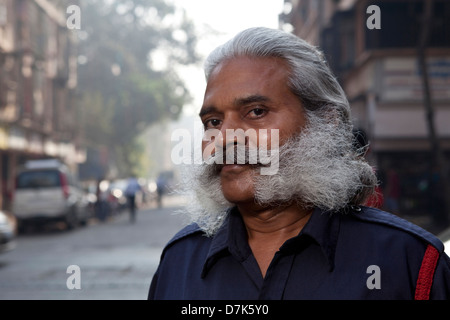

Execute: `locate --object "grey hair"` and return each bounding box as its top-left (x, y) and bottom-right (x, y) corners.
top-left (204, 27), bottom-right (350, 122)
top-left (203, 27), bottom-right (377, 207)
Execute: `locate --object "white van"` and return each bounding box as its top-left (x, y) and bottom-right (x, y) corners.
top-left (12, 159), bottom-right (90, 231)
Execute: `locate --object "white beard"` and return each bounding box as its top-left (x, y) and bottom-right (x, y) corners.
top-left (177, 111), bottom-right (376, 236)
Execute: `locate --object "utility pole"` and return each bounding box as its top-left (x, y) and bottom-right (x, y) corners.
top-left (417, 0), bottom-right (450, 226)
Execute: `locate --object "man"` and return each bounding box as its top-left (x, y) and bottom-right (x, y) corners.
top-left (149, 27), bottom-right (450, 299)
top-left (124, 176), bottom-right (141, 223)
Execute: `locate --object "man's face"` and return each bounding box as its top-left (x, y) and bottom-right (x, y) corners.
top-left (199, 56), bottom-right (307, 205)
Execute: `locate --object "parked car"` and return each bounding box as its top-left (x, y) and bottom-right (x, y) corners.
top-left (12, 159), bottom-right (90, 231)
top-left (0, 211), bottom-right (16, 253)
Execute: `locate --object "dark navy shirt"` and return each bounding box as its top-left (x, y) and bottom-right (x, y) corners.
top-left (149, 206), bottom-right (450, 299)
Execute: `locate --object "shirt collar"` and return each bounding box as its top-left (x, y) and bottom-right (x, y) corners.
top-left (282, 207), bottom-right (340, 271)
top-left (201, 206), bottom-right (340, 278)
top-left (201, 207), bottom-right (250, 278)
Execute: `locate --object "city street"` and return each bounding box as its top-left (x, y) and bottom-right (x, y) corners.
top-left (0, 196), bottom-right (188, 300)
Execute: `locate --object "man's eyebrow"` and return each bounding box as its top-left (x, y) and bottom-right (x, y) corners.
top-left (199, 105), bottom-right (219, 118)
top-left (199, 95), bottom-right (271, 118)
top-left (233, 94), bottom-right (271, 107)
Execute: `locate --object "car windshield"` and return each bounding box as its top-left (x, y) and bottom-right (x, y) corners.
top-left (16, 170), bottom-right (61, 189)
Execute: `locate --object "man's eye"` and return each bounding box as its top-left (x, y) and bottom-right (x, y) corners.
top-left (248, 108), bottom-right (266, 118)
top-left (204, 119), bottom-right (221, 129)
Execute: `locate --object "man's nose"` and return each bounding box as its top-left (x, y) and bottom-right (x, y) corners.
top-left (216, 120), bottom-right (248, 150)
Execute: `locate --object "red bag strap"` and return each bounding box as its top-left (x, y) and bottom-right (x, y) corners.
top-left (415, 244), bottom-right (440, 300)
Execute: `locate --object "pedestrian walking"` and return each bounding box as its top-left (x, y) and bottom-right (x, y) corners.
top-left (156, 175), bottom-right (166, 208)
top-left (124, 176), bottom-right (141, 223)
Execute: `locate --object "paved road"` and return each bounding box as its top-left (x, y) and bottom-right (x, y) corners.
top-left (0, 196), bottom-right (188, 300)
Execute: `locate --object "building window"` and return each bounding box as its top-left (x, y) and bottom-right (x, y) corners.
top-left (365, 1), bottom-right (450, 50)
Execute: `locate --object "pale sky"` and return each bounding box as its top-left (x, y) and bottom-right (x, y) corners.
top-left (170, 0), bottom-right (286, 115)
top-left (174, 0), bottom-right (285, 53)
top-left (147, 1), bottom-right (286, 175)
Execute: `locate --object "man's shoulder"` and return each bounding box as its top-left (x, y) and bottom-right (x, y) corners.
top-left (168, 223), bottom-right (205, 244)
top-left (347, 206), bottom-right (444, 253)
top-left (161, 223), bottom-right (209, 255)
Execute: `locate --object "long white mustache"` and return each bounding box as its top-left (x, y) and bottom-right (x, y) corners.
top-left (202, 128), bottom-right (280, 176)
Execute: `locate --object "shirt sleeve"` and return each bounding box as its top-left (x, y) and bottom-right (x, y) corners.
top-left (430, 252), bottom-right (450, 299)
top-left (147, 268), bottom-right (159, 300)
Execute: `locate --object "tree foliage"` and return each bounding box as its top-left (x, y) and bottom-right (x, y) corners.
top-left (76, 0), bottom-right (199, 177)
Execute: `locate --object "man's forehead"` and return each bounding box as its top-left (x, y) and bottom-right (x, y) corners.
top-left (207, 55), bottom-right (289, 79)
top-left (202, 56), bottom-right (290, 107)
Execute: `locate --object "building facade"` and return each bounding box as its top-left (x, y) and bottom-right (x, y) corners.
top-left (281, 0), bottom-right (450, 226)
top-left (0, 0), bottom-right (83, 210)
